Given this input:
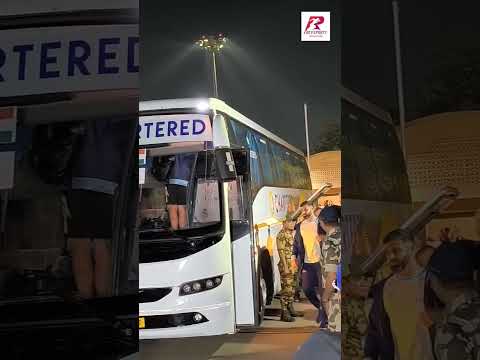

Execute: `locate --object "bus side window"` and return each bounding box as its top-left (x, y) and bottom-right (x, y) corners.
top-left (252, 134), bottom-right (276, 187)
top-left (246, 131), bottom-right (263, 196)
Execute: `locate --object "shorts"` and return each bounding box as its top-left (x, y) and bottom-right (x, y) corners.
top-left (67, 189), bottom-right (114, 239)
top-left (166, 184), bottom-right (187, 206)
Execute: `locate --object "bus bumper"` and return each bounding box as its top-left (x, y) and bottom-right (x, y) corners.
top-left (139, 273), bottom-right (235, 339)
top-left (139, 301), bottom-right (234, 339)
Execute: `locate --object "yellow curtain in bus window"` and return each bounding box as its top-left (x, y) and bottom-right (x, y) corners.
top-left (194, 179), bottom-right (220, 224)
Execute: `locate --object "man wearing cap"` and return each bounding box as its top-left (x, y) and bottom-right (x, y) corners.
top-left (318, 205), bottom-right (342, 332)
top-left (276, 214), bottom-right (298, 322)
top-left (426, 241), bottom-right (480, 360)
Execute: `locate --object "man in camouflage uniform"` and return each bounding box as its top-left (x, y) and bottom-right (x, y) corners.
top-left (318, 205), bottom-right (342, 332)
top-left (276, 215), bottom-right (298, 322)
top-left (426, 241), bottom-right (480, 360)
top-left (342, 272), bottom-right (371, 360)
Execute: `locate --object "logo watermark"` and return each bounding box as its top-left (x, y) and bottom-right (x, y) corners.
top-left (301, 12), bottom-right (330, 41)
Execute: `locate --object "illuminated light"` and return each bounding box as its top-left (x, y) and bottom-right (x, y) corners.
top-left (193, 282), bottom-right (202, 291)
top-left (193, 313), bottom-right (203, 323)
top-left (196, 101), bottom-right (209, 111)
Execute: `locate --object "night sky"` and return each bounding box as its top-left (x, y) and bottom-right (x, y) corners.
top-left (141, 0), bottom-right (340, 150)
top-left (342, 0), bottom-right (480, 121)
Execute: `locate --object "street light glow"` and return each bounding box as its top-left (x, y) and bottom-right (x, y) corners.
top-left (195, 33), bottom-right (228, 53)
top-left (195, 33), bottom-right (228, 99)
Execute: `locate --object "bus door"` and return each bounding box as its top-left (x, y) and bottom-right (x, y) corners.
top-left (227, 149), bottom-right (259, 326)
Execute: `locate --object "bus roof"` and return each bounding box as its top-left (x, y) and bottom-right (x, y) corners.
top-left (0, 0), bottom-right (137, 16)
top-left (341, 86), bottom-right (393, 125)
top-left (140, 98), bottom-right (306, 157)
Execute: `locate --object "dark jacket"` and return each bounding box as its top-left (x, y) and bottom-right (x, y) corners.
top-left (71, 119), bottom-right (135, 195)
top-left (364, 276), bottom-right (395, 360)
top-left (293, 223), bottom-right (306, 270)
top-left (168, 153), bottom-right (195, 187)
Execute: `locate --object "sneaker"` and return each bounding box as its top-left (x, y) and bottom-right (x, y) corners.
top-left (316, 310), bottom-right (328, 328)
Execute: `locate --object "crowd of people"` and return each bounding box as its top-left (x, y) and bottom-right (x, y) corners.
top-left (344, 209), bottom-right (480, 360)
top-left (276, 200), bottom-right (342, 333)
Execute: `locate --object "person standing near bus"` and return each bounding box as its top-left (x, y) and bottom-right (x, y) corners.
top-left (292, 201), bottom-right (327, 325)
top-left (67, 118), bottom-right (133, 299)
top-left (425, 242), bottom-right (479, 360)
top-left (166, 153), bottom-right (195, 230)
top-left (276, 214), bottom-right (298, 322)
top-left (318, 205), bottom-right (342, 332)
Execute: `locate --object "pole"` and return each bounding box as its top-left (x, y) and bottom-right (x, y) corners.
top-left (304, 103), bottom-right (310, 170)
top-left (392, 0), bottom-right (407, 161)
top-left (212, 51), bottom-right (219, 98)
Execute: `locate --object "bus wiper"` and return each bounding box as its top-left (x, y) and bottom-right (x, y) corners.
top-left (139, 228), bottom-right (223, 244)
top-left (178, 229), bottom-right (224, 242)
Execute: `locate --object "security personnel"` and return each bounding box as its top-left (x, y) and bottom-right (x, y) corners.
top-left (276, 214), bottom-right (298, 322)
top-left (166, 153), bottom-right (195, 230)
top-left (342, 257), bottom-right (371, 360)
top-left (318, 205), bottom-right (342, 332)
top-left (426, 242), bottom-right (480, 360)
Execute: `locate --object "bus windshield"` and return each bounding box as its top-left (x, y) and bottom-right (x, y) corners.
top-left (139, 149), bottom-right (221, 235)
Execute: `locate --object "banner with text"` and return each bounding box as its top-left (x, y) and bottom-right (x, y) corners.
top-left (139, 114), bottom-right (212, 146)
top-left (0, 24), bottom-right (139, 97)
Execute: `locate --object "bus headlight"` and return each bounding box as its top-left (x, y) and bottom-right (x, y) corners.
top-left (179, 275), bottom-right (223, 296)
top-left (192, 282), bottom-right (202, 291)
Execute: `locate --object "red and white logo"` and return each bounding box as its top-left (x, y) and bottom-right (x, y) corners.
top-left (301, 12), bottom-right (330, 41)
top-left (304, 16), bottom-right (325, 32)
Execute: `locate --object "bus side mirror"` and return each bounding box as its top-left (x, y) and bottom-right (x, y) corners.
top-left (215, 148), bottom-right (237, 181)
top-left (231, 149), bottom-right (249, 177)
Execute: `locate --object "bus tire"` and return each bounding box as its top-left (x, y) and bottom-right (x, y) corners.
top-left (257, 265), bottom-right (266, 324)
top-left (260, 251), bottom-right (274, 305)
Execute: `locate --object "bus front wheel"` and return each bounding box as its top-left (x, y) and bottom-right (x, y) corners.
top-left (260, 252), bottom-right (274, 305)
top-left (257, 265), bottom-right (267, 324)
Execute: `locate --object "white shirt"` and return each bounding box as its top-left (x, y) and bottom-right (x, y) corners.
top-left (300, 218), bottom-right (321, 264)
top-left (383, 269), bottom-right (426, 360)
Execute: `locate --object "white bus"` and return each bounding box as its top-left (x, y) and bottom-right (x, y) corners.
top-left (138, 98), bottom-right (312, 338)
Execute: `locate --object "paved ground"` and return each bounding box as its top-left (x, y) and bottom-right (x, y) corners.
top-left (140, 298), bottom-right (319, 360)
top-left (261, 298), bottom-right (318, 329)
